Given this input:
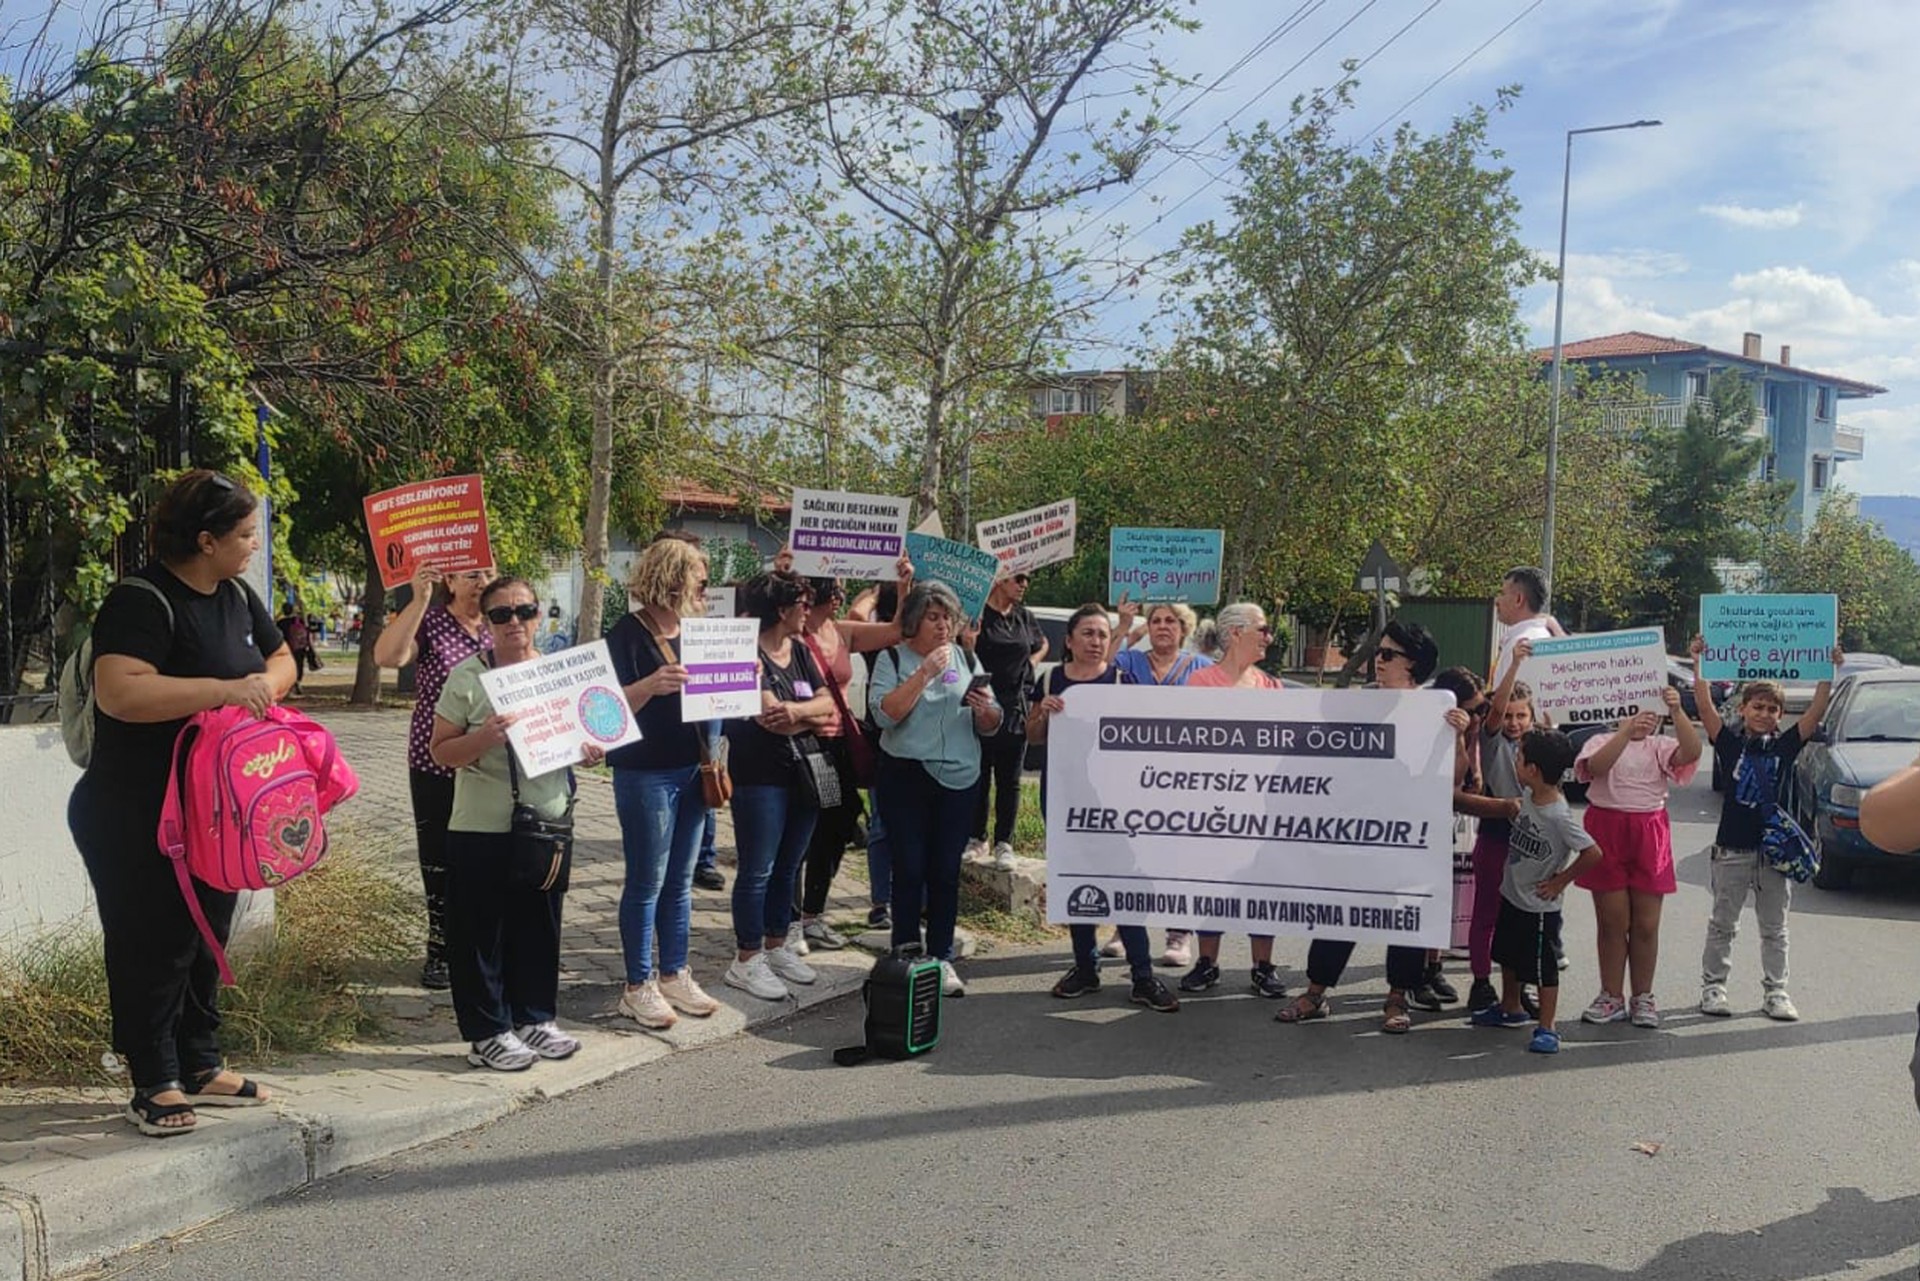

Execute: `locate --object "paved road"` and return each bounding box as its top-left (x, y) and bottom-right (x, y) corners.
top-left (115, 774), bottom-right (1920, 1281)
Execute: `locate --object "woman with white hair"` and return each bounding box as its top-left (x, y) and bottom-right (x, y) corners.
top-left (1176, 601), bottom-right (1290, 1001)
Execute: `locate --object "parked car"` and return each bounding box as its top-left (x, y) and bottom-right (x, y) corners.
top-left (1666, 656), bottom-right (1732, 720)
top-left (1789, 668), bottom-right (1920, 889)
top-left (1712, 655), bottom-right (1903, 790)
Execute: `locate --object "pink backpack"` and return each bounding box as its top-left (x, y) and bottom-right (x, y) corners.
top-left (158, 705), bottom-right (360, 984)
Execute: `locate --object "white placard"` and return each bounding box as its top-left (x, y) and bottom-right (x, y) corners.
top-left (976, 498), bottom-right (1077, 574)
top-left (679, 617), bottom-right (762, 721)
top-left (789, 488), bottom-right (910, 579)
top-left (478, 639), bottom-right (642, 778)
top-left (1045, 685), bottom-right (1455, 948)
top-left (1517, 627), bottom-right (1669, 728)
top-left (703, 585), bottom-right (736, 618)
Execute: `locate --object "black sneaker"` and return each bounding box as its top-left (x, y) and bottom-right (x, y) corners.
top-left (1468, 978), bottom-right (1498, 1013)
top-left (420, 956), bottom-right (451, 991)
top-left (1426, 964), bottom-right (1459, 1004)
top-left (1521, 984), bottom-right (1541, 1019)
top-left (1051, 966), bottom-right (1101, 999)
top-left (850, 820), bottom-right (869, 850)
top-left (1130, 975), bottom-right (1180, 1013)
top-left (1249, 963), bottom-right (1289, 999)
top-left (867, 904), bottom-right (890, 929)
top-left (692, 865), bottom-right (727, 891)
top-left (1408, 981), bottom-right (1445, 1012)
top-left (1178, 957), bottom-right (1222, 992)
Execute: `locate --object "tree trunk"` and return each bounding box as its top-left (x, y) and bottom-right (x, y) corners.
top-left (351, 538), bottom-right (387, 707)
top-left (915, 339), bottom-right (952, 526)
top-left (576, 144), bottom-right (621, 644)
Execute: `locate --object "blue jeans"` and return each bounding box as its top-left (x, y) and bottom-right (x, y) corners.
top-left (612, 766), bottom-right (706, 984)
top-left (696, 808), bottom-right (718, 874)
top-left (1071, 924), bottom-right (1153, 981)
top-left (730, 783), bottom-right (819, 951)
top-left (865, 786), bottom-right (891, 907)
top-left (875, 754), bottom-right (975, 962)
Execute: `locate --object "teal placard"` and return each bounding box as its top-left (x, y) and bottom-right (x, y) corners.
top-left (905, 532), bottom-right (1001, 623)
top-left (1699, 594), bottom-right (1837, 681)
top-left (1107, 527), bottom-right (1224, 605)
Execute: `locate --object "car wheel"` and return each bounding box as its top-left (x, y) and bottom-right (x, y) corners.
top-left (1811, 830), bottom-right (1853, 890)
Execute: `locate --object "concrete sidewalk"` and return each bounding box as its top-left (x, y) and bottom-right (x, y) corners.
top-left (0, 708), bottom-right (886, 1280)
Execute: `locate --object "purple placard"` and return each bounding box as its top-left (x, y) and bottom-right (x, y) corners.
top-left (686, 662), bottom-right (759, 694)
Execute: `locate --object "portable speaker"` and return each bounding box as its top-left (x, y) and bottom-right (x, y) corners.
top-left (834, 944), bottom-right (942, 1065)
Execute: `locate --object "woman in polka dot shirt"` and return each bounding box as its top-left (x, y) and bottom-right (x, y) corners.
top-left (373, 561), bottom-right (492, 989)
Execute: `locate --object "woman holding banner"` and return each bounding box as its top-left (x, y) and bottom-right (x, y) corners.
top-left (429, 577), bottom-right (595, 1071)
top-left (870, 582), bottom-right (1004, 997)
top-left (374, 560), bottom-right (494, 991)
top-left (723, 573), bottom-right (837, 1001)
top-left (1175, 602), bottom-right (1292, 1000)
top-left (604, 538), bottom-right (724, 1030)
top-left (791, 563), bottom-right (910, 953)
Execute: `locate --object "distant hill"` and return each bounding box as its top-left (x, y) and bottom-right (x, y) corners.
top-left (1860, 495), bottom-right (1920, 558)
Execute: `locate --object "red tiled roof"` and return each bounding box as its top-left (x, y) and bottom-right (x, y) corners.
top-left (1535, 330), bottom-right (1887, 396)
top-left (661, 480), bottom-right (791, 515)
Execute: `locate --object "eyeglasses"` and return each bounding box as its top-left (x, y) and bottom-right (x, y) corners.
top-left (1462, 700), bottom-right (1491, 717)
top-left (206, 473), bottom-right (235, 492)
top-left (1376, 646), bottom-right (1410, 663)
top-left (1256, 625), bottom-right (1275, 637)
top-left (485, 603), bottom-right (540, 624)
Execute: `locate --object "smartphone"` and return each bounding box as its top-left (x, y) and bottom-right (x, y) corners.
top-left (965, 672), bottom-right (994, 696)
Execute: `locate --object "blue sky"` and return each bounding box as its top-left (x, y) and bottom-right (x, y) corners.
top-left (1064, 0), bottom-right (1920, 498)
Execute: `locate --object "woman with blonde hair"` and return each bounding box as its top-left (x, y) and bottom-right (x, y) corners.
top-left (603, 537), bottom-right (724, 1028)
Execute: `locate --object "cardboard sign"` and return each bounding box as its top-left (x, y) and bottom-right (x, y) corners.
top-left (703, 586), bottom-right (737, 619)
top-left (478, 639), bottom-right (642, 778)
top-left (1044, 686), bottom-right (1454, 948)
top-left (1699, 594), bottom-right (1838, 682)
top-left (679, 617), bottom-right (761, 720)
top-left (905, 532), bottom-right (1002, 623)
top-left (976, 498), bottom-right (1077, 574)
top-left (1108, 527), bottom-right (1224, 606)
top-left (789, 488), bottom-right (910, 580)
top-left (1517, 628), bottom-right (1669, 728)
top-left (363, 475), bottom-right (494, 590)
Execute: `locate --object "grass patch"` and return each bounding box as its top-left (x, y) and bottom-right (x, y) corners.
top-left (0, 849), bottom-right (420, 1087)
top-left (956, 877), bottom-right (1059, 945)
top-left (1012, 777), bottom-right (1046, 857)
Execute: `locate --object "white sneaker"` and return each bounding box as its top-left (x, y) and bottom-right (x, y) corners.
top-left (1580, 991), bottom-right (1627, 1024)
top-left (765, 944), bottom-right (818, 985)
top-left (618, 979), bottom-right (678, 1029)
top-left (939, 960), bottom-right (966, 997)
top-left (1160, 930), bottom-right (1195, 968)
top-left (803, 919), bottom-right (848, 950)
top-left (658, 970), bottom-right (721, 1017)
top-left (1763, 990), bottom-right (1800, 1022)
top-left (992, 841), bottom-right (1016, 869)
top-left (1099, 932), bottom-right (1126, 958)
top-left (964, 838), bottom-right (988, 861)
top-left (467, 1031), bottom-right (537, 1071)
top-left (785, 920), bottom-right (810, 956)
top-left (1699, 984), bottom-right (1731, 1017)
top-left (724, 953), bottom-right (789, 1001)
top-left (1629, 992), bottom-right (1661, 1029)
top-left (514, 1021), bottom-right (581, 1059)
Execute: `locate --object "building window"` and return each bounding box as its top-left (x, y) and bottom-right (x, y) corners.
top-left (1816, 386), bottom-right (1834, 419)
top-left (1685, 369), bottom-right (1709, 400)
top-left (1811, 455), bottom-right (1830, 491)
top-left (1763, 452), bottom-right (1777, 482)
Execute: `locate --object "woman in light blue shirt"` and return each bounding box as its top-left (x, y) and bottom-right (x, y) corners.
top-left (868, 582), bottom-right (1003, 995)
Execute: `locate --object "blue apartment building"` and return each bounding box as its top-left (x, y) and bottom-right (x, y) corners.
top-left (1548, 330), bottom-right (1886, 533)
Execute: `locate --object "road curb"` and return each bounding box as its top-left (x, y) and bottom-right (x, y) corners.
top-left (1, 958), bottom-right (870, 1280)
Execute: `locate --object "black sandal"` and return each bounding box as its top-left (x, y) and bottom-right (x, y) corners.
top-left (185, 1067), bottom-right (268, 1108)
top-left (1275, 990), bottom-right (1330, 1024)
top-left (126, 1084), bottom-right (198, 1137)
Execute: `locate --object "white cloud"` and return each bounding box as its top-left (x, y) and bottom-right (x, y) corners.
top-left (1699, 202), bottom-right (1804, 230)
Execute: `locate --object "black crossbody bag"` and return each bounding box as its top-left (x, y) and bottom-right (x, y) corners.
top-left (486, 653), bottom-right (577, 893)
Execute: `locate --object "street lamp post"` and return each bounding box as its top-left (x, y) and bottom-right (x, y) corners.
top-left (1542, 118), bottom-right (1662, 607)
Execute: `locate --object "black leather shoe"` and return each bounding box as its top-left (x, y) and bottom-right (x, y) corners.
top-left (692, 865), bottom-right (726, 891)
top-left (420, 957), bottom-right (451, 991)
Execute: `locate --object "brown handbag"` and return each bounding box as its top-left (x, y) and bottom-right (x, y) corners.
top-left (638, 612), bottom-right (733, 807)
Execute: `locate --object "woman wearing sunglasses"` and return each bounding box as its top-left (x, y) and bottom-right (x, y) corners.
top-left (1176, 602), bottom-right (1292, 1000)
top-left (790, 563), bottom-right (910, 953)
top-left (374, 558), bottom-right (495, 991)
top-left (429, 578), bottom-right (598, 1070)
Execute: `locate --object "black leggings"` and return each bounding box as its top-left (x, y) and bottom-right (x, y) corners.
top-left (409, 769), bottom-right (455, 963)
top-left (69, 779), bottom-right (236, 1090)
top-left (971, 731), bottom-right (1026, 845)
top-left (1306, 940), bottom-right (1428, 992)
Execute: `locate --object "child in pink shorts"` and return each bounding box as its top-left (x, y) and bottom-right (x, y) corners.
top-left (1572, 686), bottom-right (1703, 1028)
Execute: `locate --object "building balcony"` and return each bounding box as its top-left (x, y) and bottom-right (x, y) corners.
top-left (1833, 422), bottom-right (1865, 459)
top-left (1599, 395), bottom-right (1770, 438)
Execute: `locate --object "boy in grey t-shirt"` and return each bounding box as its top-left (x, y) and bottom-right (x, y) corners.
top-left (1471, 729), bottom-right (1603, 1054)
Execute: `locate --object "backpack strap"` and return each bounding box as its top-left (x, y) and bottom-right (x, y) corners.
top-left (160, 720), bottom-right (238, 985)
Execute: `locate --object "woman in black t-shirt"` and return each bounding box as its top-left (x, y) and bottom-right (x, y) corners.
top-left (69, 471), bottom-right (296, 1137)
top-left (721, 573), bottom-right (835, 1002)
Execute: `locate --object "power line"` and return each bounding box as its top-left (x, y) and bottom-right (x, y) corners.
top-left (1357, 0), bottom-right (1546, 144)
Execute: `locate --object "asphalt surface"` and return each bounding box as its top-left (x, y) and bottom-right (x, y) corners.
top-left (114, 773), bottom-right (1920, 1281)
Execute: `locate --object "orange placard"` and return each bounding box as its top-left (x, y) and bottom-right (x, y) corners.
top-left (362, 475), bottom-right (495, 589)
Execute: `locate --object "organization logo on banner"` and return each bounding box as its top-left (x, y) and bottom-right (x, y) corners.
top-left (1065, 884), bottom-right (1111, 917)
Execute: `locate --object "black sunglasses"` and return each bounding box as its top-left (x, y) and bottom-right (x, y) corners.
top-left (1376, 646), bottom-right (1410, 663)
top-left (1463, 700), bottom-right (1491, 717)
top-left (486, 603), bottom-right (541, 624)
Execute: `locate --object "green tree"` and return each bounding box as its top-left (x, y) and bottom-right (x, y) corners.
top-left (1763, 492), bottom-right (1920, 662)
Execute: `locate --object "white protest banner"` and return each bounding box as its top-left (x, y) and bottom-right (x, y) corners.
top-left (976, 498), bottom-right (1076, 574)
top-left (479, 639), bottom-right (642, 778)
top-left (1045, 686), bottom-right (1454, 947)
top-left (703, 585), bottom-right (736, 618)
top-left (789, 488), bottom-right (910, 579)
top-left (1517, 627), bottom-right (1668, 728)
top-left (679, 617), bottom-right (761, 720)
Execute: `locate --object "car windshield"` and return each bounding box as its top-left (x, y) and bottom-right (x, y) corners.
top-left (1837, 682), bottom-right (1920, 742)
